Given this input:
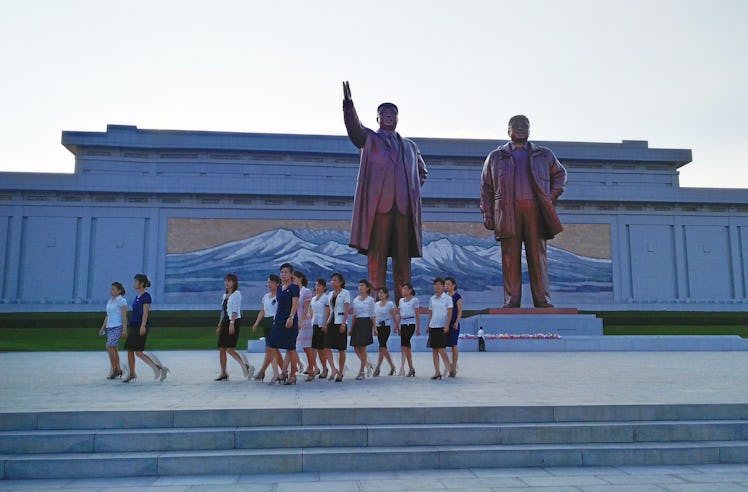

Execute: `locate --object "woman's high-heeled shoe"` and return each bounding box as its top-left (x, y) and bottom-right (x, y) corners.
top-left (284, 375), bottom-right (297, 385)
top-left (366, 363), bottom-right (374, 377)
top-left (335, 374), bottom-right (343, 382)
top-left (398, 368), bottom-right (405, 377)
top-left (373, 367), bottom-right (381, 377)
top-left (328, 369), bottom-right (337, 381)
top-left (305, 373), bottom-right (315, 382)
top-left (320, 369), bottom-right (328, 380)
top-left (215, 374), bottom-right (228, 381)
top-left (254, 371), bottom-right (265, 382)
top-left (407, 369), bottom-right (416, 378)
top-left (159, 366), bottom-right (170, 382)
top-left (389, 367), bottom-right (396, 376)
top-left (268, 375), bottom-right (282, 385)
top-left (123, 374), bottom-right (137, 383)
top-left (431, 374), bottom-right (442, 380)
top-left (355, 371), bottom-right (365, 381)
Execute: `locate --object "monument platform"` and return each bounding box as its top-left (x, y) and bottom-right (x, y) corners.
top-left (2, 351), bottom-right (748, 480)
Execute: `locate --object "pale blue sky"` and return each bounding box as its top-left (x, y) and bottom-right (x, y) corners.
top-left (1, 0), bottom-right (746, 188)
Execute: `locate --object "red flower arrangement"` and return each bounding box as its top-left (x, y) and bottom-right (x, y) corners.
top-left (459, 333), bottom-right (561, 340)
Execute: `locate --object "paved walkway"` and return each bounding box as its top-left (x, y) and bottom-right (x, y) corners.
top-left (1, 351), bottom-right (747, 412)
top-left (3, 464), bottom-right (748, 491)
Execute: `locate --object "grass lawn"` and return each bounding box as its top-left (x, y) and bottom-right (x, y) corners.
top-left (0, 310), bottom-right (746, 351)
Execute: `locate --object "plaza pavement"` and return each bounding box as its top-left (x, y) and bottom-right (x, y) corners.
top-left (2, 350), bottom-right (748, 490)
top-left (1, 351), bottom-right (747, 412)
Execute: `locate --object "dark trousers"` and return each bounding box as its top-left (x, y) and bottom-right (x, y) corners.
top-left (478, 337), bottom-right (486, 352)
top-left (500, 200), bottom-right (552, 308)
top-left (368, 211), bottom-right (411, 300)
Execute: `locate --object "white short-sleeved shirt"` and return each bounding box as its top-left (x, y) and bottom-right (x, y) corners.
top-left (105, 295), bottom-right (128, 328)
top-left (223, 290), bottom-right (242, 319)
top-left (429, 293), bottom-right (454, 328)
top-left (310, 292), bottom-right (329, 326)
top-left (374, 300), bottom-right (396, 326)
top-left (398, 297), bottom-right (420, 323)
top-left (328, 289), bottom-right (351, 324)
top-left (477, 328), bottom-right (485, 337)
top-left (262, 292), bottom-right (278, 319)
top-left (351, 295), bottom-right (375, 318)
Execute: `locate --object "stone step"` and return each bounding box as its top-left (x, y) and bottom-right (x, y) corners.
top-left (3, 440), bottom-right (748, 479)
top-left (4, 404), bottom-right (748, 431)
top-left (4, 421), bottom-right (748, 454)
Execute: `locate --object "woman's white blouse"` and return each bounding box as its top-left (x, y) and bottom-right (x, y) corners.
top-left (105, 295), bottom-right (128, 328)
top-left (262, 292), bottom-right (277, 318)
top-left (374, 300), bottom-right (396, 326)
top-left (398, 297), bottom-right (420, 322)
top-left (328, 289), bottom-right (351, 324)
top-left (223, 290), bottom-right (242, 319)
top-left (310, 293), bottom-right (329, 326)
top-left (351, 295), bottom-right (375, 318)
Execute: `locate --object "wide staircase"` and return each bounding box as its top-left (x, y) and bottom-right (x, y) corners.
top-left (2, 404), bottom-right (748, 479)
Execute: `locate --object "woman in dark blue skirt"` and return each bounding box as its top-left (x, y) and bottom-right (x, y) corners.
top-left (266, 263), bottom-right (300, 385)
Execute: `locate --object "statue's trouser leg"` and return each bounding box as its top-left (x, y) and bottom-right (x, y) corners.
top-left (368, 211), bottom-right (410, 299)
top-left (520, 200), bottom-right (552, 307)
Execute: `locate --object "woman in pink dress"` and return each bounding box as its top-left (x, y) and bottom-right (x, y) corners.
top-left (292, 271), bottom-right (314, 379)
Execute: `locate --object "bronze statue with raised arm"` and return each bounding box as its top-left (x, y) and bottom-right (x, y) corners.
top-left (342, 81), bottom-right (428, 300)
top-left (480, 115), bottom-right (567, 308)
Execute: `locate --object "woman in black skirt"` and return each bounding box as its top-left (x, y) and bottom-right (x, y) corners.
top-left (397, 282), bottom-right (420, 377)
top-left (215, 273), bottom-right (254, 381)
top-left (350, 280), bottom-right (375, 380)
top-left (123, 274), bottom-right (169, 383)
top-left (323, 272), bottom-right (350, 382)
top-left (372, 287), bottom-right (397, 376)
top-left (427, 277), bottom-right (453, 380)
top-left (309, 278), bottom-right (331, 380)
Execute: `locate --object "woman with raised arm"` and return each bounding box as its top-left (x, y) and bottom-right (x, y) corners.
top-left (266, 263), bottom-right (300, 385)
top-left (397, 282), bottom-right (420, 377)
top-left (215, 273), bottom-right (254, 381)
top-left (323, 272), bottom-right (350, 382)
top-left (350, 280), bottom-right (375, 380)
top-left (123, 274), bottom-right (169, 383)
top-left (309, 278), bottom-right (331, 380)
top-left (99, 282), bottom-right (127, 380)
top-left (372, 287), bottom-right (397, 377)
top-left (444, 276), bottom-right (463, 378)
top-left (250, 274), bottom-right (279, 381)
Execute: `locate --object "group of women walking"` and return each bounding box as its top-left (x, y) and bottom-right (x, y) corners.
top-left (98, 264), bottom-right (463, 384)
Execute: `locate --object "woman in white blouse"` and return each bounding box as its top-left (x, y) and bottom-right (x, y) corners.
top-left (308, 278), bottom-right (331, 380)
top-left (323, 272), bottom-right (350, 382)
top-left (373, 286), bottom-right (398, 377)
top-left (397, 282), bottom-right (421, 377)
top-left (99, 282), bottom-right (128, 380)
top-left (215, 273), bottom-right (254, 381)
top-left (350, 279), bottom-right (376, 380)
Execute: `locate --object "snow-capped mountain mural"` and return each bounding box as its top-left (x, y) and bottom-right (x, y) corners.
top-left (164, 228), bottom-right (612, 308)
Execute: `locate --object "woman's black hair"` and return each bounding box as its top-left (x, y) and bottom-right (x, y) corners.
top-left (433, 277), bottom-right (444, 285)
top-left (224, 273), bottom-right (239, 293)
top-left (444, 276), bottom-right (458, 289)
top-left (134, 274), bottom-right (151, 288)
top-left (293, 270), bottom-right (309, 287)
top-left (378, 286), bottom-right (389, 298)
top-left (358, 279), bottom-right (372, 294)
top-left (268, 274), bottom-right (281, 284)
top-left (111, 282), bottom-right (125, 296)
top-left (330, 272), bottom-right (345, 288)
top-left (280, 262), bottom-right (294, 273)
top-left (402, 281), bottom-right (416, 296)
top-left (315, 278), bottom-right (327, 289)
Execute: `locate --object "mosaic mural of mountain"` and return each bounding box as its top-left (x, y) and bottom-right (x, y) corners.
top-left (164, 228), bottom-right (613, 308)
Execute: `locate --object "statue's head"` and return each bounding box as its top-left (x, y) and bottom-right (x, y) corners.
top-left (377, 102), bottom-right (398, 131)
top-left (508, 115), bottom-right (530, 145)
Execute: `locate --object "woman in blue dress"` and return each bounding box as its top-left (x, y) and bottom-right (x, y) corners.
top-left (123, 274), bottom-right (170, 383)
top-left (266, 263), bottom-right (300, 385)
top-left (444, 276), bottom-right (463, 378)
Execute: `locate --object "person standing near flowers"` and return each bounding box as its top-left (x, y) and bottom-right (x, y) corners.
top-left (477, 325), bottom-right (486, 352)
top-left (444, 277), bottom-right (462, 377)
top-left (99, 282), bottom-right (127, 380)
top-left (123, 274), bottom-right (169, 383)
top-left (215, 273), bottom-right (254, 381)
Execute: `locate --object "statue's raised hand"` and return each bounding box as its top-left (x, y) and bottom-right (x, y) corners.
top-left (343, 81), bottom-right (352, 102)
